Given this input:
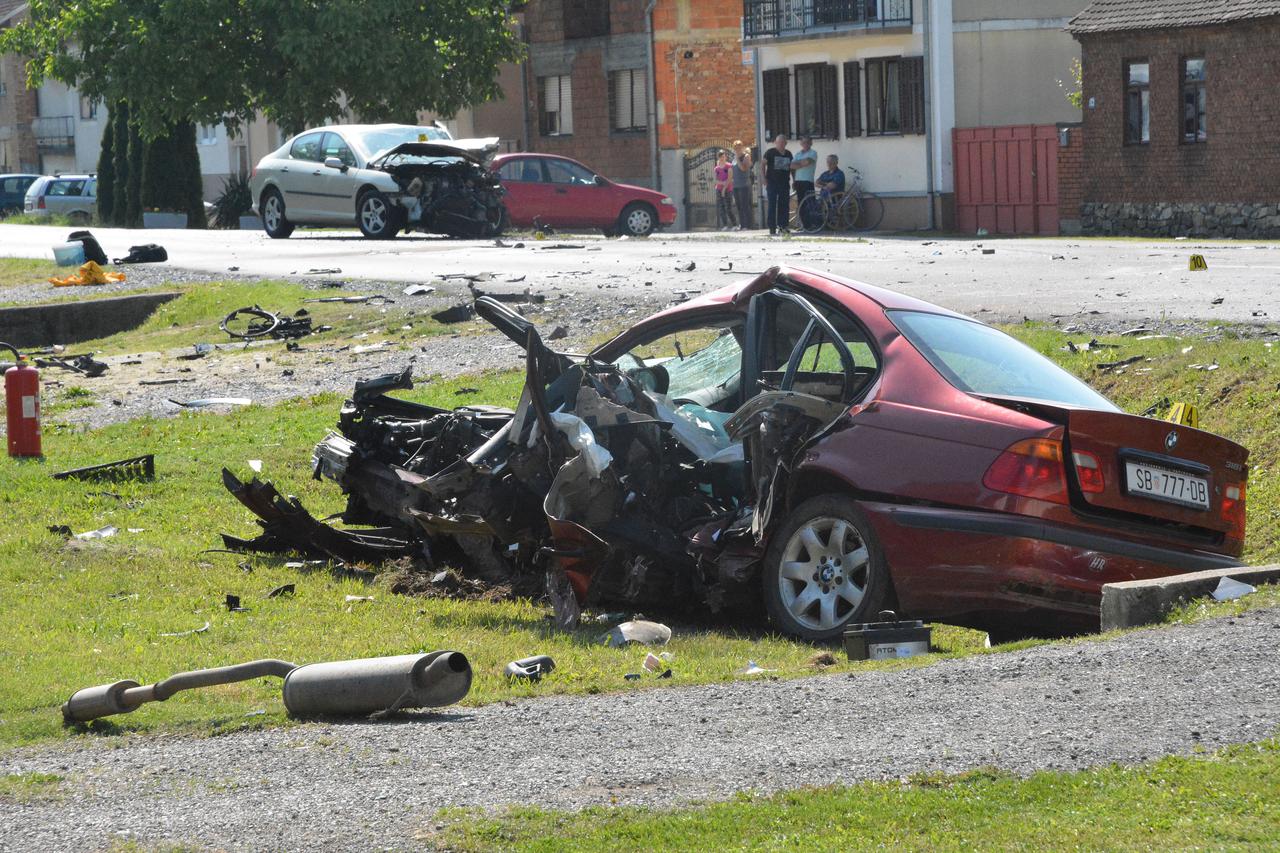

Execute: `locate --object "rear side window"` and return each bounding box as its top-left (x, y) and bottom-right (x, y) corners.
top-left (47, 180), bottom-right (86, 196)
top-left (890, 310), bottom-right (1119, 411)
top-left (290, 133), bottom-right (324, 161)
top-left (499, 159), bottom-right (543, 182)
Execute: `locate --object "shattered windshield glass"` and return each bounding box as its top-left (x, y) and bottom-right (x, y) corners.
top-left (618, 327), bottom-right (742, 406)
top-left (351, 126), bottom-right (452, 160)
top-left (890, 310), bottom-right (1120, 411)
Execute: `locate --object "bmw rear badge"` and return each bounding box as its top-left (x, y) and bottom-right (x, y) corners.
top-left (1165, 430), bottom-right (1179, 451)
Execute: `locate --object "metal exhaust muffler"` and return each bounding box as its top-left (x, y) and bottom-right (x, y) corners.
top-left (283, 651), bottom-right (472, 718)
top-left (61, 651), bottom-right (471, 724)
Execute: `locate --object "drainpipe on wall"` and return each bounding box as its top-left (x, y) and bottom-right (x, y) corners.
top-left (519, 21), bottom-right (533, 151)
top-left (753, 46), bottom-right (763, 225)
top-left (923, 0), bottom-right (936, 231)
top-left (645, 0), bottom-right (659, 191)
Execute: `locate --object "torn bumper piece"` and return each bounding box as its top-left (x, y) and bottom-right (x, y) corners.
top-left (221, 468), bottom-right (413, 563)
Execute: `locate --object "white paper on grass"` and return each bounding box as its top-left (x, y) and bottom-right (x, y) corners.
top-left (75, 525), bottom-right (118, 540)
top-left (1211, 576), bottom-right (1256, 601)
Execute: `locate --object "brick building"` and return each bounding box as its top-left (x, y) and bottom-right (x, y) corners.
top-left (521, 0), bottom-right (757, 228)
top-left (1068, 0), bottom-right (1280, 237)
top-left (0, 0), bottom-right (38, 173)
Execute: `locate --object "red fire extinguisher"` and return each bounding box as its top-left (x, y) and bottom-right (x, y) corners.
top-left (3, 342), bottom-right (41, 458)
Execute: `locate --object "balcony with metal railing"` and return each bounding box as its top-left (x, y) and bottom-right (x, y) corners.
top-left (743, 0), bottom-right (912, 40)
top-left (33, 115), bottom-right (75, 151)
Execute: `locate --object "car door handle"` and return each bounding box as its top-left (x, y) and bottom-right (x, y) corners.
top-left (555, 188), bottom-right (568, 194)
top-left (311, 171), bottom-right (321, 176)
top-left (281, 167), bottom-right (290, 173)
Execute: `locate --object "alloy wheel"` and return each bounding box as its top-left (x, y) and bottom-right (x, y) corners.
top-left (361, 196), bottom-right (388, 234)
top-left (264, 195), bottom-right (282, 231)
top-left (777, 516), bottom-right (869, 631)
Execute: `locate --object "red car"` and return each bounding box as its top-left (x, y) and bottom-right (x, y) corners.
top-left (491, 153), bottom-right (676, 237)
top-left (236, 266), bottom-right (1248, 642)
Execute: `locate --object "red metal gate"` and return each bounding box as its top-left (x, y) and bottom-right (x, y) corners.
top-left (953, 125), bottom-right (1059, 235)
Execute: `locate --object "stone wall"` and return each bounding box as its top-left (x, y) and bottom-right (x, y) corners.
top-left (1082, 201), bottom-right (1280, 239)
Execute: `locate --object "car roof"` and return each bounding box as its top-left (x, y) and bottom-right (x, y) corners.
top-left (293, 123), bottom-right (449, 138)
top-left (0, 173), bottom-right (40, 179)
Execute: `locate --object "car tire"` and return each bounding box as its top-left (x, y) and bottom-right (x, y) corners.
top-left (357, 189), bottom-right (401, 240)
top-left (68, 210), bottom-right (91, 226)
top-left (619, 202), bottom-right (657, 237)
top-left (261, 189), bottom-right (294, 239)
top-left (763, 494), bottom-right (891, 641)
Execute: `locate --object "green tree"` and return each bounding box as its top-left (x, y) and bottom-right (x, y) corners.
top-left (1, 1), bottom-right (523, 137)
top-left (96, 110), bottom-right (116, 225)
top-left (126, 117), bottom-right (143, 227)
top-left (110, 101), bottom-right (131, 226)
top-left (176, 122), bottom-right (208, 229)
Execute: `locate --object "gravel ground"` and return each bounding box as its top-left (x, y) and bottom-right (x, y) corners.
top-left (17, 268), bottom-right (675, 431)
top-left (3, 607), bottom-right (1277, 851)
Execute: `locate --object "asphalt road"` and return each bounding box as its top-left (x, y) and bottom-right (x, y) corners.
top-left (4, 223), bottom-right (1279, 326)
top-left (2, 608), bottom-right (1277, 851)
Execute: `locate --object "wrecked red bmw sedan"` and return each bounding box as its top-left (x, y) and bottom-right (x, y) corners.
top-left (223, 266), bottom-right (1248, 640)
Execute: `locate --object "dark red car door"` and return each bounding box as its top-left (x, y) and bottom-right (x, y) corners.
top-left (543, 158), bottom-right (613, 226)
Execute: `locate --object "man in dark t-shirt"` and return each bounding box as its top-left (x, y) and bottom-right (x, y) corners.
top-left (761, 134), bottom-right (793, 235)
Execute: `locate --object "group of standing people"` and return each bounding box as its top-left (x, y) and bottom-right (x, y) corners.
top-left (714, 135), bottom-right (848, 235)
top-left (713, 141), bottom-right (756, 230)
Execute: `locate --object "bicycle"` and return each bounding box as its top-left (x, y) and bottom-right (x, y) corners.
top-left (790, 168), bottom-right (886, 233)
top-left (841, 168), bottom-right (884, 232)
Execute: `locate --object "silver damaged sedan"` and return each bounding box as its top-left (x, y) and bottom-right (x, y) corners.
top-left (249, 124), bottom-right (507, 240)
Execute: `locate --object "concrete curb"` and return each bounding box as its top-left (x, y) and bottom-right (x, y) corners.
top-left (1101, 564), bottom-right (1280, 631)
top-left (0, 291), bottom-right (181, 347)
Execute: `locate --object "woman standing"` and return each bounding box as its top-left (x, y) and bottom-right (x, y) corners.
top-left (714, 151), bottom-right (737, 230)
top-left (732, 141), bottom-right (754, 230)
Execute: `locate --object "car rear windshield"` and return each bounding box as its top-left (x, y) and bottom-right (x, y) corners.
top-left (889, 310), bottom-right (1119, 411)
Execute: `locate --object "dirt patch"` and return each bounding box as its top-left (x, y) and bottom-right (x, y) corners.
top-left (377, 560), bottom-right (541, 603)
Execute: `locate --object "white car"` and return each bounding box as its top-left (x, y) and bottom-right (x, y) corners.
top-left (248, 124), bottom-right (507, 240)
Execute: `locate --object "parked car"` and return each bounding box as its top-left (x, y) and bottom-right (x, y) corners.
top-left (222, 265), bottom-right (1248, 642)
top-left (0, 174), bottom-right (40, 216)
top-left (24, 175), bottom-right (96, 222)
top-left (491, 153), bottom-right (676, 237)
top-left (248, 124), bottom-right (506, 240)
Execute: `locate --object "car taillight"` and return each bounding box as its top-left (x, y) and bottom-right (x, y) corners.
top-left (983, 438), bottom-right (1069, 505)
top-left (1071, 450), bottom-right (1105, 493)
top-left (38, 197), bottom-right (46, 209)
top-left (1222, 483), bottom-right (1246, 540)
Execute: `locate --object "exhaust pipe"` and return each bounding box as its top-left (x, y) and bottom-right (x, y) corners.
top-left (283, 651), bottom-right (471, 718)
top-left (62, 652), bottom-right (471, 724)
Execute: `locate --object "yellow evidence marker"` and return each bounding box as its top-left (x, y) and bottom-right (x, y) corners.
top-left (1167, 401), bottom-right (1200, 428)
top-left (1189, 254), bottom-right (1208, 271)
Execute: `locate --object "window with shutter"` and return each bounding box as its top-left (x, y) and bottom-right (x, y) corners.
top-left (843, 61), bottom-right (862, 137)
top-left (609, 68), bottom-right (647, 133)
top-left (793, 64), bottom-right (837, 139)
top-left (899, 57), bottom-right (925, 135)
top-left (539, 75), bottom-right (574, 136)
top-left (763, 68), bottom-right (792, 139)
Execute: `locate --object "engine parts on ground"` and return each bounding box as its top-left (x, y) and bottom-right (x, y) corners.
top-left (220, 305), bottom-right (331, 340)
top-left (53, 454), bottom-right (155, 483)
top-left (842, 612), bottom-right (932, 661)
top-left (61, 651), bottom-right (472, 724)
top-left (36, 354), bottom-right (109, 377)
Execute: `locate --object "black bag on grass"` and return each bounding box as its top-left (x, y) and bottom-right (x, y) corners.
top-left (66, 230), bottom-right (109, 266)
top-left (113, 244), bottom-right (168, 264)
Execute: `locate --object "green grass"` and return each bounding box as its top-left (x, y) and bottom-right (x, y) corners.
top-left (1, 319), bottom-right (1278, 751)
top-left (0, 771), bottom-right (63, 803)
top-left (0, 370), bottom-right (992, 749)
top-left (1, 213), bottom-right (84, 227)
top-left (432, 739), bottom-right (1280, 851)
top-left (0, 256), bottom-right (62, 289)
